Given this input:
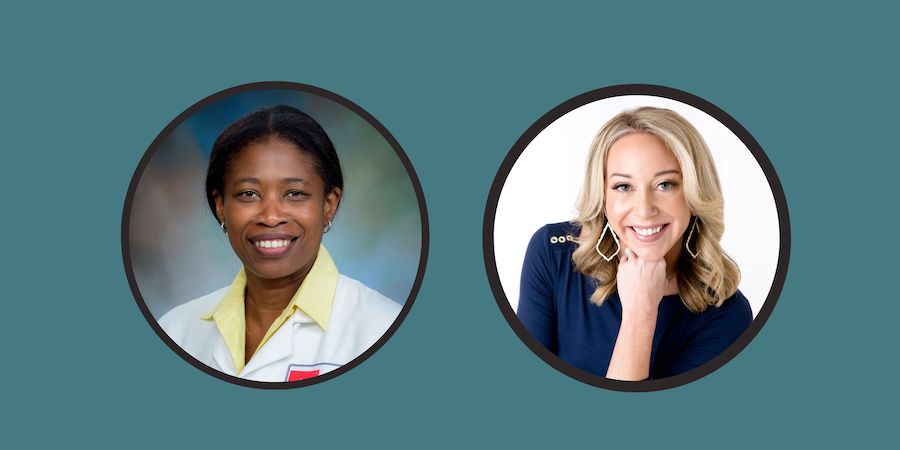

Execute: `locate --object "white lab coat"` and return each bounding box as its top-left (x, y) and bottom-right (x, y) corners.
top-left (159, 274), bottom-right (401, 382)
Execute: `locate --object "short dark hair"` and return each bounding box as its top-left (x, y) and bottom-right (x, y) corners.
top-left (205, 105), bottom-right (344, 219)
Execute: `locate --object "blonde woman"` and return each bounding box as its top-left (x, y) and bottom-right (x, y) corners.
top-left (517, 107), bottom-right (750, 381)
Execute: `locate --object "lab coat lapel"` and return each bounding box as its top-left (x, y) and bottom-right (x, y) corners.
top-left (240, 314), bottom-right (305, 377)
top-left (210, 334), bottom-right (238, 376)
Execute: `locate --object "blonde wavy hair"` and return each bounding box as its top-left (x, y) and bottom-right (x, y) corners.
top-left (572, 106), bottom-right (740, 313)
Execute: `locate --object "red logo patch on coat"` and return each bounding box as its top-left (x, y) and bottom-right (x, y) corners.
top-left (287, 369), bottom-right (320, 381)
top-left (285, 363), bottom-right (340, 382)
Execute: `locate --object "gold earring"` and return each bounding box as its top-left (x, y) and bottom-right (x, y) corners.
top-left (685, 216), bottom-right (700, 259)
top-left (595, 221), bottom-right (620, 262)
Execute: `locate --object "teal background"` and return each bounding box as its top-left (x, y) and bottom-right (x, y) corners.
top-left (1, 1), bottom-right (895, 447)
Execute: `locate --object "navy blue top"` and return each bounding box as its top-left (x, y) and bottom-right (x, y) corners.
top-left (517, 222), bottom-right (752, 379)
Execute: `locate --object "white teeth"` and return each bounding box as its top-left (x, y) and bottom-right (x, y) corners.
top-left (255, 239), bottom-right (291, 248)
top-left (633, 225), bottom-right (663, 236)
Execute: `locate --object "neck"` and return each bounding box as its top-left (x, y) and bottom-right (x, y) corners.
top-left (664, 237), bottom-right (683, 269)
top-left (244, 266), bottom-right (312, 319)
top-left (663, 275), bottom-right (679, 296)
top-left (663, 238), bottom-right (683, 296)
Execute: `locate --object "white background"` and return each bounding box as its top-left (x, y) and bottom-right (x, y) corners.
top-left (493, 95), bottom-right (780, 317)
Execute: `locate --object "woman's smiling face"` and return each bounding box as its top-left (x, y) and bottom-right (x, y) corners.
top-left (215, 136), bottom-right (341, 281)
top-left (604, 132), bottom-right (691, 264)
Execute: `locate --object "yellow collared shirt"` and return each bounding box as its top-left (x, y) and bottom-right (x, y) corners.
top-left (200, 244), bottom-right (338, 374)
top-left (159, 244), bottom-right (401, 382)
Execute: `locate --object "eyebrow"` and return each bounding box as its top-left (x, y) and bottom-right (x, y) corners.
top-left (232, 177), bottom-right (307, 185)
top-left (608, 169), bottom-right (681, 178)
top-left (233, 177), bottom-right (260, 185)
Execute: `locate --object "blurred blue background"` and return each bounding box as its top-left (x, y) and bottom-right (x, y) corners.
top-left (127, 88), bottom-right (422, 318)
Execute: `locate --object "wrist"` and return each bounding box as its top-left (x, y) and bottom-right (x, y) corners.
top-left (620, 306), bottom-right (658, 323)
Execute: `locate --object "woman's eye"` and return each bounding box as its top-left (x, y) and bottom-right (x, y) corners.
top-left (286, 190), bottom-right (309, 200)
top-left (612, 184), bottom-right (631, 192)
top-left (237, 191), bottom-right (260, 200)
top-left (657, 181), bottom-right (678, 191)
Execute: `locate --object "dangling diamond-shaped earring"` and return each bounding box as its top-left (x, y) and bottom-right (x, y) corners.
top-left (685, 216), bottom-right (700, 259)
top-left (595, 221), bottom-right (620, 262)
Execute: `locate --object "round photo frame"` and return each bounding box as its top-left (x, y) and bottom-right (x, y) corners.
top-left (483, 84), bottom-right (789, 391)
top-left (123, 82), bottom-right (429, 389)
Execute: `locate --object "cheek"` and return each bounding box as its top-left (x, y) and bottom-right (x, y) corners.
top-left (290, 203), bottom-right (328, 231)
top-left (667, 200), bottom-right (691, 236)
top-left (222, 203), bottom-right (253, 227)
top-left (670, 197), bottom-right (690, 220)
top-left (300, 201), bottom-right (326, 219)
top-left (604, 197), bottom-right (625, 223)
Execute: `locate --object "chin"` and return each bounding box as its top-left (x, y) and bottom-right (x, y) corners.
top-left (243, 259), bottom-right (304, 280)
top-left (626, 243), bottom-right (670, 262)
top-left (636, 250), bottom-right (668, 262)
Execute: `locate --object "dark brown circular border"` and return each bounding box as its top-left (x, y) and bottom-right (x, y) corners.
top-left (482, 84), bottom-right (790, 392)
top-left (122, 81), bottom-right (429, 389)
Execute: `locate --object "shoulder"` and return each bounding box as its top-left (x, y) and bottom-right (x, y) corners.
top-left (719, 290), bottom-right (752, 317)
top-left (158, 286), bottom-right (228, 337)
top-left (702, 289), bottom-right (753, 330)
top-left (331, 275), bottom-right (402, 334)
top-left (521, 222), bottom-right (582, 291)
top-left (527, 221), bottom-right (580, 255)
top-left (532, 222), bottom-right (580, 243)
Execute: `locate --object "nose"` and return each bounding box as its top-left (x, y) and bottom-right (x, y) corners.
top-left (257, 196), bottom-right (288, 227)
top-left (633, 189), bottom-right (658, 219)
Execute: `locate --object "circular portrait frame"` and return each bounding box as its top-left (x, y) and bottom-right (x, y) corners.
top-left (483, 84), bottom-right (789, 391)
top-left (123, 82), bottom-right (429, 389)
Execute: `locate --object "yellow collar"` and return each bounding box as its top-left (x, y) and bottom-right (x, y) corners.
top-left (200, 244), bottom-right (339, 373)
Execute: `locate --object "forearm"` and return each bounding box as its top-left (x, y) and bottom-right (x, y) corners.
top-left (606, 310), bottom-right (657, 381)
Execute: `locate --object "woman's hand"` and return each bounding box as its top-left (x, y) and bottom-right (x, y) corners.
top-left (606, 247), bottom-right (667, 381)
top-left (616, 247), bottom-right (667, 316)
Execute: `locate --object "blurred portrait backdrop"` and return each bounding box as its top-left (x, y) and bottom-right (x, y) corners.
top-left (127, 85), bottom-right (423, 321)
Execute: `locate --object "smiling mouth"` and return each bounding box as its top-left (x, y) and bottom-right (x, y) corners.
top-left (628, 224), bottom-right (668, 242)
top-left (632, 225), bottom-right (664, 236)
top-left (254, 238), bottom-right (296, 249)
top-left (251, 237), bottom-right (299, 256)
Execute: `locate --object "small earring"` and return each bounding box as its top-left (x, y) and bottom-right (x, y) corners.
top-left (685, 216), bottom-right (700, 259)
top-left (595, 221), bottom-right (620, 262)
top-left (323, 221), bottom-right (332, 233)
top-left (220, 222), bottom-right (227, 234)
